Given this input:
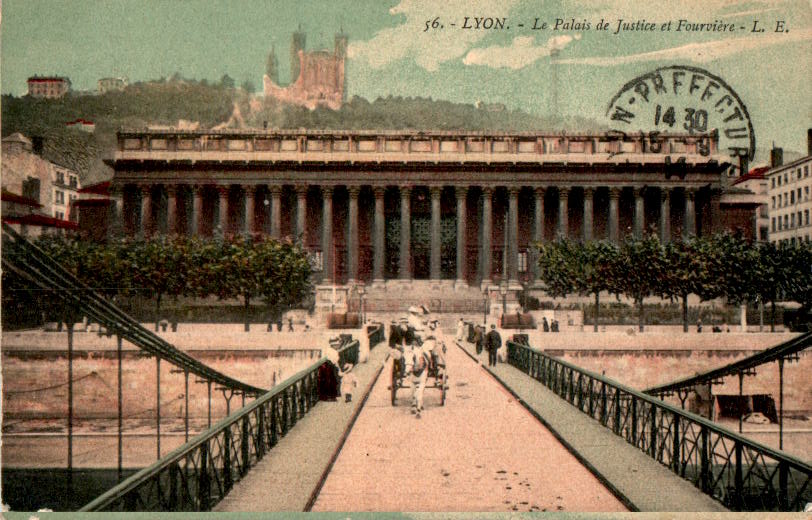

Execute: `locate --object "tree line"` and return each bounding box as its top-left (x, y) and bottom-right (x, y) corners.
top-left (536, 235), bottom-right (812, 332)
top-left (30, 234), bottom-right (313, 331)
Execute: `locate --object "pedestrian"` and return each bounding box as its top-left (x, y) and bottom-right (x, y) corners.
top-left (697, 318), bottom-right (703, 333)
top-left (339, 363), bottom-right (358, 403)
top-left (409, 342), bottom-right (430, 418)
top-left (542, 317), bottom-right (549, 332)
top-left (486, 324), bottom-right (502, 367)
top-left (455, 317), bottom-right (465, 342)
top-left (551, 319), bottom-right (559, 332)
top-left (288, 317), bottom-right (294, 332)
top-left (474, 325), bottom-right (485, 356)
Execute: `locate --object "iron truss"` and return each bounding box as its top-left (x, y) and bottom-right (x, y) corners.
top-left (1, 223), bottom-right (266, 396)
top-left (643, 332), bottom-right (811, 397)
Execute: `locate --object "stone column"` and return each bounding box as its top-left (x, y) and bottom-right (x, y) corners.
top-left (295, 185), bottom-right (308, 244)
top-left (139, 185), bottom-right (152, 238)
top-left (191, 185), bottom-right (204, 236)
top-left (481, 187), bottom-right (493, 286)
top-left (321, 186), bottom-right (334, 283)
top-left (165, 185), bottom-right (177, 235)
top-left (455, 187), bottom-right (467, 286)
top-left (243, 186), bottom-right (256, 235)
top-left (532, 187), bottom-right (545, 280)
top-left (634, 187), bottom-right (645, 239)
top-left (558, 186), bottom-right (570, 238)
top-left (216, 185), bottom-right (229, 236)
top-left (430, 186), bottom-right (442, 281)
top-left (270, 185), bottom-right (282, 238)
top-left (684, 188), bottom-right (696, 239)
top-left (398, 186), bottom-right (411, 280)
top-left (108, 185), bottom-right (123, 238)
top-left (373, 187), bottom-right (386, 284)
top-left (348, 186), bottom-right (360, 283)
top-left (660, 188), bottom-right (671, 243)
top-left (583, 187), bottom-right (594, 241)
top-left (508, 187), bottom-right (519, 284)
top-left (608, 187), bottom-right (621, 243)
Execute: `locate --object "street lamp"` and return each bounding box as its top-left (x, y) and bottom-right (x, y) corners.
top-left (482, 290), bottom-right (489, 325)
top-left (358, 285), bottom-right (366, 324)
top-left (500, 283), bottom-right (508, 318)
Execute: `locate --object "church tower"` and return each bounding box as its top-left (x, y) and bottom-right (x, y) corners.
top-left (266, 46), bottom-right (279, 85)
top-left (290, 25), bottom-right (306, 84)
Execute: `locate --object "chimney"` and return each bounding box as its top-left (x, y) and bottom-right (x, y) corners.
top-left (770, 146), bottom-right (783, 168)
top-left (808, 128), bottom-right (812, 157)
top-left (32, 135), bottom-right (44, 156)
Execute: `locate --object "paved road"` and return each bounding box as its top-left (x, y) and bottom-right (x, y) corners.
top-left (311, 341), bottom-right (627, 512)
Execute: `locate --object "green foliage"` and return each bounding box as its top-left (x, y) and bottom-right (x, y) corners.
top-left (616, 235), bottom-right (668, 304)
top-left (28, 234), bottom-right (313, 329)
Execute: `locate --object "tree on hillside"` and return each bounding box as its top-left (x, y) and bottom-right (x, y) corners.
top-left (241, 79), bottom-right (256, 94)
top-left (219, 74), bottom-right (235, 89)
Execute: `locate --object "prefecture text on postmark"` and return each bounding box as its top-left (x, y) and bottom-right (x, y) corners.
top-left (606, 65), bottom-right (755, 161)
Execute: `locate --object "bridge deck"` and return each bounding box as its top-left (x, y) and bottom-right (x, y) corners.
top-left (458, 341), bottom-right (728, 512)
top-left (310, 339), bottom-right (626, 512)
top-left (215, 343), bottom-right (389, 512)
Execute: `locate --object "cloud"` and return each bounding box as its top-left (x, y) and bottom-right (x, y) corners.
top-left (463, 34), bottom-right (582, 69)
top-left (557, 27), bottom-right (812, 66)
top-left (348, 0), bottom-right (520, 71)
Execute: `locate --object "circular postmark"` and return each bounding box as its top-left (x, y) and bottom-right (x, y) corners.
top-left (606, 65), bottom-right (755, 161)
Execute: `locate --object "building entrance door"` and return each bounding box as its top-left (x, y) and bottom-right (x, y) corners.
top-left (411, 217), bottom-right (430, 279)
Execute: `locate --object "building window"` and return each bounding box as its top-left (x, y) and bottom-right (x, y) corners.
top-left (798, 188), bottom-right (802, 201)
top-left (56, 171), bottom-right (65, 185)
top-left (805, 165), bottom-right (809, 177)
top-left (791, 191), bottom-right (795, 204)
top-left (55, 211), bottom-right (64, 220)
top-left (55, 190), bottom-right (64, 204)
top-left (777, 218), bottom-right (781, 231)
top-left (772, 217), bottom-right (776, 232)
top-left (760, 226), bottom-right (768, 241)
top-left (791, 213), bottom-right (795, 228)
top-left (778, 176), bottom-right (782, 186)
top-left (772, 196), bottom-right (776, 209)
top-left (518, 251), bottom-right (528, 273)
top-left (69, 175), bottom-right (78, 188)
top-left (772, 177), bottom-right (776, 189)
top-left (22, 177), bottom-right (41, 202)
top-left (805, 210), bottom-right (810, 226)
top-left (759, 205), bottom-right (768, 218)
top-left (805, 186), bottom-right (809, 200)
top-left (784, 172), bottom-right (788, 184)
top-left (784, 215), bottom-right (789, 229)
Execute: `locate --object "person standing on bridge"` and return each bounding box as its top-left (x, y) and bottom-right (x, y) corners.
top-left (455, 317), bottom-right (465, 342)
top-left (485, 324), bottom-right (502, 367)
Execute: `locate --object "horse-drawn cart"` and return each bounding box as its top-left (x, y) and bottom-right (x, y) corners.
top-left (390, 348), bottom-right (447, 406)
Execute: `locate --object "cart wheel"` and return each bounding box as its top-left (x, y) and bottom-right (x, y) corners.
top-left (391, 361), bottom-right (398, 406)
top-left (441, 373), bottom-right (447, 406)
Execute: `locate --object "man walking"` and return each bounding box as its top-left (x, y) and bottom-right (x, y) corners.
top-left (485, 324), bottom-right (501, 367)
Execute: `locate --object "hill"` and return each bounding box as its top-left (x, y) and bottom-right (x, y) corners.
top-left (2, 79), bottom-right (605, 186)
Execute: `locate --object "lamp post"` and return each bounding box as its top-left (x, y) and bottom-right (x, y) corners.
top-left (483, 290), bottom-right (489, 325)
top-left (358, 285), bottom-right (366, 324)
top-left (500, 283), bottom-right (507, 326)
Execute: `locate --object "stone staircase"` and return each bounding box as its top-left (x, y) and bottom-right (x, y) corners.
top-left (348, 280), bottom-right (486, 314)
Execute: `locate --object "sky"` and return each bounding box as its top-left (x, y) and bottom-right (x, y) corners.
top-left (2, 0), bottom-right (811, 158)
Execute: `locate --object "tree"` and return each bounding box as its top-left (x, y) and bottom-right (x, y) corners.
top-left (750, 241), bottom-right (788, 331)
top-left (663, 238), bottom-right (713, 332)
top-left (616, 236), bottom-right (668, 332)
top-left (127, 236), bottom-right (190, 330)
top-left (578, 241), bottom-right (622, 332)
top-left (536, 239), bottom-right (580, 299)
top-left (219, 74), bottom-right (235, 89)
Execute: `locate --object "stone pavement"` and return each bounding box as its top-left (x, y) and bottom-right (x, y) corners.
top-left (215, 342), bottom-right (389, 512)
top-left (311, 340), bottom-right (626, 512)
top-left (457, 341), bottom-right (728, 512)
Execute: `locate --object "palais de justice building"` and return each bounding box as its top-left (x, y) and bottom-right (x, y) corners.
top-left (108, 129), bottom-right (732, 291)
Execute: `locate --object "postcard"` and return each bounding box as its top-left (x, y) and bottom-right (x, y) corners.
top-left (1, 0), bottom-right (810, 517)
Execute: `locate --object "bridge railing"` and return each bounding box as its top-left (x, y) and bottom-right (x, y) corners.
top-left (81, 338), bottom-right (360, 512)
top-left (506, 340), bottom-right (812, 512)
